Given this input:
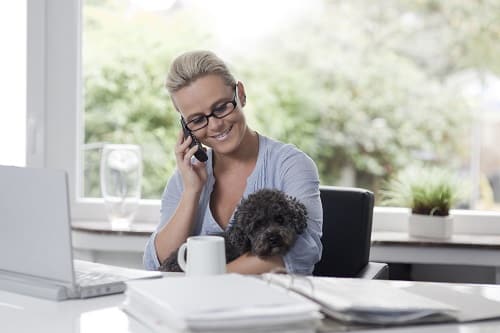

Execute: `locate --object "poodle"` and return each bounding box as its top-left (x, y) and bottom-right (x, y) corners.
top-left (159, 188), bottom-right (308, 272)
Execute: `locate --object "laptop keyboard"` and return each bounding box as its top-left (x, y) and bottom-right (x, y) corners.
top-left (73, 259), bottom-right (162, 290)
top-left (75, 270), bottom-right (126, 287)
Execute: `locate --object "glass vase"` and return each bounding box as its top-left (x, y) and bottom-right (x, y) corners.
top-left (100, 144), bottom-right (142, 229)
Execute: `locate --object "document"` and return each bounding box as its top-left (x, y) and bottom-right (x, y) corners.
top-left (123, 272), bottom-right (500, 330)
top-left (404, 283), bottom-right (500, 322)
top-left (122, 274), bottom-right (322, 333)
top-left (262, 274), bottom-right (458, 325)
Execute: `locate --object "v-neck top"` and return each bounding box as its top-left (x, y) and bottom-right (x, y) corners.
top-left (143, 134), bottom-right (323, 274)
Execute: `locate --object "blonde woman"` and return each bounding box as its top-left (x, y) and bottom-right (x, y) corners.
top-left (143, 50), bottom-right (322, 274)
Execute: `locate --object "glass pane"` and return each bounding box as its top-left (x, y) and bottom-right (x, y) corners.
top-left (478, 73), bottom-right (500, 210)
top-left (0, 1), bottom-right (26, 167)
top-left (82, 0), bottom-right (500, 210)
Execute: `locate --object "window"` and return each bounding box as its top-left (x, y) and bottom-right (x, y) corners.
top-left (0, 2), bottom-right (27, 167)
top-left (36, 0), bottom-right (500, 224)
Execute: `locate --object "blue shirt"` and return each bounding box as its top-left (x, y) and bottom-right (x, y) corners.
top-left (143, 134), bottom-right (323, 274)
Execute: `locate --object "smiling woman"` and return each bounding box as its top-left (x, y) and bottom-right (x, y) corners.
top-left (142, 50), bottom-right (323, 275)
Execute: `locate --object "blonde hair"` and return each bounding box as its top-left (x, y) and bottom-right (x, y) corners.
top-left (165, 50), bottom-right (236, 94)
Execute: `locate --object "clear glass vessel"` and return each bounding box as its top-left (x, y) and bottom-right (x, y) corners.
top-left (100, 144), bottom-right (142, 229)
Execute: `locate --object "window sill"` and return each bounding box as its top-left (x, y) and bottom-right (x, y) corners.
top-left (373, 207), bottom-right (500, 235)
top-left (72, 220), bottom-right (154, 236)
top-left (372, 231), bottom-right (500, 249)
top-left (71, 221), bottom-right (151, 253)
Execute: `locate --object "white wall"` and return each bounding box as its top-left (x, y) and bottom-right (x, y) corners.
top-left (0, 2), bottom-right (27, 166)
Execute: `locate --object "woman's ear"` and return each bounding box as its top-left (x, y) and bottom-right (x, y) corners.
top-left (236, 81), bottom-right (246, 107)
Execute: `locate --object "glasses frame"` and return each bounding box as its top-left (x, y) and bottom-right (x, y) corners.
top-left (184, 85), bottom-right (238, 132)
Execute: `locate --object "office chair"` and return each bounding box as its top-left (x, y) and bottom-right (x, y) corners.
top-left (313, 186), bottom-right (388, 279)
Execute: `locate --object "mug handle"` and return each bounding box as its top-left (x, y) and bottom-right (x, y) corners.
top-left (177, 242), bottom-right (188, 272)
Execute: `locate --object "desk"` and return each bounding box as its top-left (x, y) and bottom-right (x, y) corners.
top-left (371, 231), bottom-right (500, 283)
top-left (3, 279), bottom-right (500, 333)
top-left (72, 223), bottom-right (500, 283)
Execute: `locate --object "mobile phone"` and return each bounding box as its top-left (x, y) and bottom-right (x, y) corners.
top-left (180, 118), bottom-right (208, 162)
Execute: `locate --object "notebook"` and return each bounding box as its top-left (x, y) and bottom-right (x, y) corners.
top-left (122, 274), bottom-right (322, 333)
top-left (0, 165), bottom-right (161, 301)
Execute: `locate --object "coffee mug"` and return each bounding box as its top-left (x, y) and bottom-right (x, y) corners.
top-left (177, 235), bottom-right (226, 276)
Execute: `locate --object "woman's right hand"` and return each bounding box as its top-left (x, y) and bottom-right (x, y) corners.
top-left (174, 129), bottom-right (208, 194)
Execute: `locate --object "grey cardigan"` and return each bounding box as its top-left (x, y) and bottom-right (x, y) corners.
top-left (143, 134), bottom-right (323, 274)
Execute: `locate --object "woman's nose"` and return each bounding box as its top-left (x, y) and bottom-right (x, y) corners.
top-left (207, 116), bottom-right (224, 131)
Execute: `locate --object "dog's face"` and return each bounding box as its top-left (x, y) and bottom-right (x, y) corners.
top-left (250, 215), bottom-right (297, 257)
top-left (232, 189), bottom-right (308, 257)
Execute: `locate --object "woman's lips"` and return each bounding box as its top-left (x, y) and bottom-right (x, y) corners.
top-left (210, 125), bottom-right (233, 141)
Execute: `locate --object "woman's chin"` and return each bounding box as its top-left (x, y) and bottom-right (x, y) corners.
top-left (211, 142), bottom-right (238, 155)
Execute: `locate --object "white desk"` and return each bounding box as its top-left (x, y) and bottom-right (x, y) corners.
top-left (3, 279), bottom-right (500, 333)
top-left (371, 231), bottom-right (500, 283)
top-left (72, 223), bottom-right (500, 283)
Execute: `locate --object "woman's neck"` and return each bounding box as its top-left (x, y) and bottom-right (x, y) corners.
top-left (213, 128), bottom-right (259, 173)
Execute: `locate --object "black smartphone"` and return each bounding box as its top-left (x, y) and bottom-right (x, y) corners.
top-left (180, 118), bottom-right (208, 162)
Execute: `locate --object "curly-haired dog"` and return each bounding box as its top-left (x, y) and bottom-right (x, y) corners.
top-left (159, 188), bottom-right (308, 272)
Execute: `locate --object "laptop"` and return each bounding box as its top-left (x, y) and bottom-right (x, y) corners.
top-left (0, 165), bottom-right (161, 301)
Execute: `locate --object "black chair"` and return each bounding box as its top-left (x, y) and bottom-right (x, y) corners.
top-left (313, 186), bottom-right (388, 279)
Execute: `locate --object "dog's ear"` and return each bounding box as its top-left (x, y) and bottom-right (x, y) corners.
top-left (288, 196), bottom-right (308, 234)
top-left (226, 223), bottom-right (250, 252)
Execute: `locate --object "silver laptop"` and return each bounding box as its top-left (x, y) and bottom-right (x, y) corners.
top-left (0, 165), bottom-right (161, 301)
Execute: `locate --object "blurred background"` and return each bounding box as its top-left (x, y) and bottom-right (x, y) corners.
top-left (79, 0), bottom-right (500, 210)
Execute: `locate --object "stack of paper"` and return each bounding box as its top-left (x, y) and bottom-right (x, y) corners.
top-left (122, 274), bottom-right (322, 333)
top-left (262, 274), bottom-right (458, 325)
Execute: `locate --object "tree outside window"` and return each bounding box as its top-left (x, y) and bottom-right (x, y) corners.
top-left (83, 0), bottom-right (500, 210)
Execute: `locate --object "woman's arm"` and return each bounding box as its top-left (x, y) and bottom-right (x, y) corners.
top-left (153, 189), bottom-right (201, 263)
top-left (143, 169), bottom-right (196, 270)
top-left (278, 148), bottom-right (323, 275)
top-left (226, 253), bottom-right (284, 274)
top-left (143, 131), bottom-right (208, 270)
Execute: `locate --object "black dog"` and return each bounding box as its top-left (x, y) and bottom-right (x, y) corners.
top-left (159, 188), bottom-right (308, 272)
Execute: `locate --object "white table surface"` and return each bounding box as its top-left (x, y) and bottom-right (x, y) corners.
top-left (3, 279), bottom-right (500, 333)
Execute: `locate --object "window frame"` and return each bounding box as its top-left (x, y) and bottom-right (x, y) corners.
top-left (28, 0), bottom-right (500, 231)
top-left (27, 0), bottom-right (159, 223)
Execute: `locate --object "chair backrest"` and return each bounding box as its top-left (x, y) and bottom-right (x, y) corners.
top-left (313, 186), bottom-right (374, 277)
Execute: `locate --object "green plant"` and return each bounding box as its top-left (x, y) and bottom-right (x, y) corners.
top-left (381, 167), bottom-right (463, 216)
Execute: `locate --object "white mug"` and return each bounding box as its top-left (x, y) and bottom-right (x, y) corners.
top-left (177, 235), bottom-right (226, 276)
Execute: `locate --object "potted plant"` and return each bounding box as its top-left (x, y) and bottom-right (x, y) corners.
top-left (381, 166), bottom-right (463, 239)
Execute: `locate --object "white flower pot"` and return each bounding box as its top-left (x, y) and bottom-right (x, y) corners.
top-left (408, 214), bottom-right (453, 240)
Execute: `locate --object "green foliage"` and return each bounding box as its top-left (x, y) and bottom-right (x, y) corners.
top-left (82, 0), bottom-right (500, 201)
top-left (239, 1), bottom-right (472, 188)
top-left (381, 167), bottom-right (464, 216)
top-left (83, 3), bottom-right (214, 198)
top-left (400, 0), bottom-right (500, 75)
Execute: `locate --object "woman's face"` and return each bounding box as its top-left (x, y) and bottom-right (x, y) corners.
top-left (172, 74), bottom-right (247, 155)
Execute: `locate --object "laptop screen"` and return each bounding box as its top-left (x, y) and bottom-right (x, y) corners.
top-left (0, 166), bottom-right (74, 285)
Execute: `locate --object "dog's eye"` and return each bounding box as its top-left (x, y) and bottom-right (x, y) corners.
top-left (274, 215), bottom-right (284, 224)
top-left (255, 219), bottom-right (265, 227)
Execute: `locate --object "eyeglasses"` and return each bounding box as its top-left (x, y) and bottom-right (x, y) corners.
top-left (184, 86), bottom-right (237, 132)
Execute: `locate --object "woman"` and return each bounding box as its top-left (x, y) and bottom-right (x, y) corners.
top-left (143, 50), bottom-right (322, 274)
